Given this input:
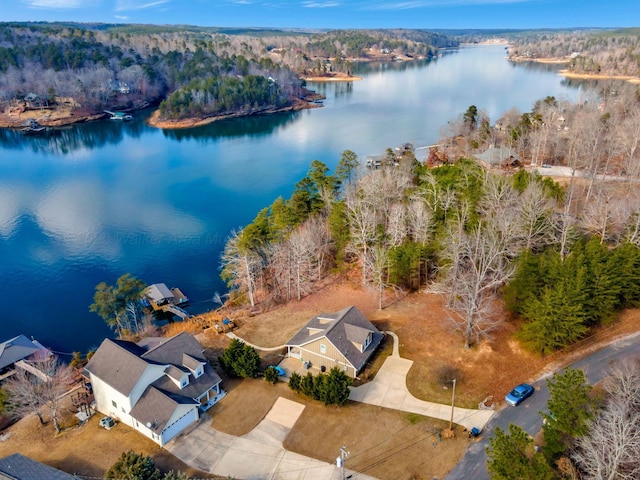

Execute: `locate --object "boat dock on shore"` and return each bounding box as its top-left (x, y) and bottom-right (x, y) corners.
top-left (143, 283), bottom-right (191, 320)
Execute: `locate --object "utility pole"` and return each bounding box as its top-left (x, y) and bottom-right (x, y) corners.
top-left (337, 445), bottom-right (349, 480)
top-left (449, 378), bottom-right (456, 431)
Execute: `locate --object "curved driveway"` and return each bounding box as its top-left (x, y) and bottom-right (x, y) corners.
top-left (166, 397), bottom-right (377, 480)
top-left (349, 332), bottom-right (495, 431)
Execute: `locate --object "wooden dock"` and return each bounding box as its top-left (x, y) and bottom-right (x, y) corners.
top-left (144, 283), bottom-right (192, 319)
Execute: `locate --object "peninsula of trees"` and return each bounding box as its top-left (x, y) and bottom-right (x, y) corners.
top-left (0, 23), bottom-right (458, 128)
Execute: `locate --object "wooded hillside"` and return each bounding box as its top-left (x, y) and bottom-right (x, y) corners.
top-left (0, 23), bottom-right (458, 122)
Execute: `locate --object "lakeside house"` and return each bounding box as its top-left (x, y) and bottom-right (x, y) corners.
top-left (284, 306), bottom-right (383, 378)
top-left (0, 335), bottom-right (51, 382)
top-left (84, 332), bottom-right (225, 446)
top-left (473, 146), bottom-right (521, 169)
top-left (0, 453), bottom-right (77, 480)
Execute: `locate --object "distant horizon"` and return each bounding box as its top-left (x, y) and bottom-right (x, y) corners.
top-left (0, 20), bottom-right (627, 34)
top-left (3, 0), bottom-right (637, 31)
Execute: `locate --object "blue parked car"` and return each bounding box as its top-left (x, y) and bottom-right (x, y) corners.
top-left (505, 383), bottom-right (534, 406)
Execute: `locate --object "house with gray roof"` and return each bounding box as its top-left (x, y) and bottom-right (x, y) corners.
top-left (0, 335), bottom-right (50, 378)
top-left (84, 332), bottom-right (224, 446)
top-left (285, 306), bottom-right (383, 378)
top-left (473, 147), bottom-right (521, 169)
top-left (0, 453), bottom-right (76, 480)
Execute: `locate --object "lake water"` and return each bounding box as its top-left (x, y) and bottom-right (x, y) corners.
top-left (0, 45), bottom-right (586, 355)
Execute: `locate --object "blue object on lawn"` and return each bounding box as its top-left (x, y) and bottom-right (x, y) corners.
top-left (269, 365), bottom-right (285, 376)
top-left (222, 318), bottom-right (230, 325)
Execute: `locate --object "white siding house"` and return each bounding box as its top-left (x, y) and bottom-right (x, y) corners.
top-left (85, 332), bottom-right (225, 446)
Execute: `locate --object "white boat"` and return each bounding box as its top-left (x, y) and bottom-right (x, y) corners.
top-left (105, 110), bottom-right (133, 121)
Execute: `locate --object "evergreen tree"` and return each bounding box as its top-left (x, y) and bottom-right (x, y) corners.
top-left (264, 366), bottom-right (279, 385)
top-left (235, 343), bottom-right (261, 378)
top-left (486, 423), bottom-right (555, 480)
top-left (300, 372), bottom-right (316, 397)
top-left (542, 368), bottom-right (594, 461)
top-left (321, 367), bottom-right (352, 406)
top-left (89, 273), bottom-right (146, 336)
top-left (288, 372), bottom-right (302, 392)
top-left (219, 338), bottom-right (244, 376)
top-left (520, 284), bottom-right (589, 354)
top-left (105, 450), bottom-right (162, 480)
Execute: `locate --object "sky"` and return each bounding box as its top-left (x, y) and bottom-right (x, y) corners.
top-left (1, 0), bottom-right (638, 30)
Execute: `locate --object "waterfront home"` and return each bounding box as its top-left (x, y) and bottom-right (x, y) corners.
top-left (474, 146), bottom-right (521, 169)
top-left (0, 453), bottom-right (77, 479)
top-left (0, 334), bottom-right (50, 381)
top-left (284, 306), bottom-right (383, 378)
top-left (84, 332), bottom-right (225, 446)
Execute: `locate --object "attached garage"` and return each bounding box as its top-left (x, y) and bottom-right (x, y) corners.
top-left (161, 407), bottom-right (198, 445)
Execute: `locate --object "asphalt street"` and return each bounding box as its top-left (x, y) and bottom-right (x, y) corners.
top-left (445, 331), bottom-right (640, 480)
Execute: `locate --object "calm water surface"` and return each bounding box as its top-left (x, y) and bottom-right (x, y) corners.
top-left (0, 45), bottom-right (586, 354)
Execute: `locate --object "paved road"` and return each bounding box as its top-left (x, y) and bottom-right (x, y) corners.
top-left (445, 331), bottom-right (640, 480)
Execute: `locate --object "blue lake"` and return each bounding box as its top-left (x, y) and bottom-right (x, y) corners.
top-left (0, 45), bottom-right (587, 355)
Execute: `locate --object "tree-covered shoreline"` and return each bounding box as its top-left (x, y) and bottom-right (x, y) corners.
top-left (0, 22), bottom-right (459, 127)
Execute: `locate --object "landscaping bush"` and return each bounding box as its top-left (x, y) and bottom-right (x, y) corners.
top-left (219, 338), bottom-right (260, 378)
top-left (288, 367), bottom-right (352, 406)
top-left (264, 366), bottom-right (279, 384)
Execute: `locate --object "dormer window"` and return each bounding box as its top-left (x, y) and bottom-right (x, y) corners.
top-left (195, 365), bottom-right (203, 378)
top-left (180, 377), bottom-right (188, 388)
top-left (364, 332), bottom-right (371, 350)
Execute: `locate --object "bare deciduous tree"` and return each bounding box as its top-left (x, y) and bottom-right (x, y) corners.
top-left (571, 359), bottom-right (640, 480)
top-left (220, 229), bottom-right (262, 307)
top-left (5, 355), bottom-right (73, 434)
top-left (442, 219), bottom-right (515, 348)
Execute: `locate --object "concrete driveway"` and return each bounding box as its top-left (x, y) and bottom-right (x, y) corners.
top-left (166, 397), bottom-right (377, 480)
top-left (349, 332), bottom-right (494, 431)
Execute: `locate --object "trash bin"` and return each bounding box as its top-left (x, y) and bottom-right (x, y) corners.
top-left (320, 365), bottom-right (326, 372)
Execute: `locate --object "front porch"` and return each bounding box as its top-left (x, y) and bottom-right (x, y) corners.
top-left (197, 385), bottom-right (226, 411)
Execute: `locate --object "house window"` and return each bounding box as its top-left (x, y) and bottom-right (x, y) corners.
top-left (195, 366), bottom-right (203, 378)
top-left (320, 344), bottom-right (326, 354)
top-left (181, 378), bottom-right (188, 388)
top-left (121, 407), bottom-right (125, 413)
top-left (112, 400), bottom-right (117, 409)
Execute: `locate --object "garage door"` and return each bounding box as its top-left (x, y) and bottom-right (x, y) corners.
top-left (161, 408), bottom-right (198, 444)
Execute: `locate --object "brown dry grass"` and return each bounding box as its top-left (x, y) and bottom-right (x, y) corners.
top-left (210, 378), bottom-right (469, 480)
top-left (0, 400), bottom-right (215, 479)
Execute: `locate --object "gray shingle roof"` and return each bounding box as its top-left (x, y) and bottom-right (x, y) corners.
top-left (129, 386), bottom-right (197, 434)
top-left (84, 339), bottom-right (149, 397)
top-left (182, 353), bottom-right (204, 372)
top-left (474, 147), bottom-right (520, 165)
top-left (141, 332), bottom-right (206, 365)
top-left (0, 453), bottom-right (77, 480)
top-left (152, 367), bottom-right (221, 400)
top-left (286, 306), bottom-right (383, 372)
top-left (144, 283), bottom-right (174, 303)
top-left (0, 335), bottom-right (41, 371)
top-left (85, 333), bottom-right (221, 413)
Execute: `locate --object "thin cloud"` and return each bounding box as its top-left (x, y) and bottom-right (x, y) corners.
top-left (115, 0), bottom-right (170, 12)
top-left (368, 0), bottom-right (528, 9)
top-left (114, 14), bottom-right (129, 20)
top-left (302, 1), bottom-right (341, 7)
top-left (21, 0), bottom-right (87, 8)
